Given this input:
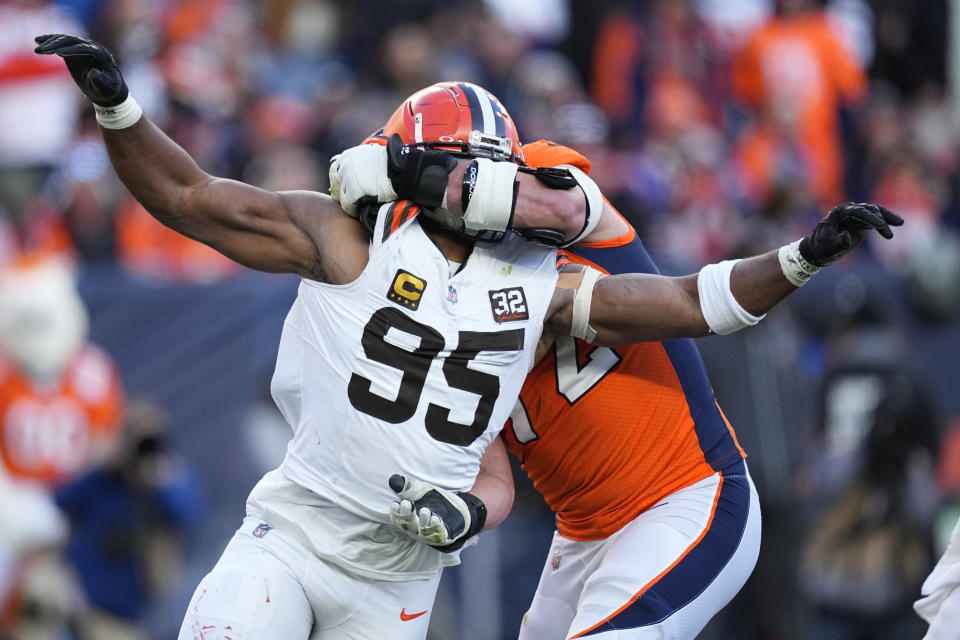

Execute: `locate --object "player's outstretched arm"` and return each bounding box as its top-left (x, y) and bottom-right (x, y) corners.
top-left (546, 203), bottom-right (903, 346)
top-left (35, 34), bottom-right (367, 282)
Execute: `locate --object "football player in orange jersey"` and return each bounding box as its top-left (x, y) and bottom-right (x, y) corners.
top-left (38, 31), bottom-right (900, 638)
top-left (506, 140), bottom-right (760, 640)
top-left (331, 97), bottom-right (901, 639)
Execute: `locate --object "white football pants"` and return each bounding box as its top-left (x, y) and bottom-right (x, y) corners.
top-left (178, 518), bottom-right (442, 639)
top-left (519, 460), bottom-right (761, 639)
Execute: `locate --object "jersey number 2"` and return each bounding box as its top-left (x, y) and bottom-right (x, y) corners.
top-left (348, 307), bottom-right (524, 446)
top-left (509, 337), bottom-right (620, 444)
top-left (554, 337), bottom-right (621, 403)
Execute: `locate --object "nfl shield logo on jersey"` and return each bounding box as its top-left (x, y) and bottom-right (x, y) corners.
top-left (252, 522), bottom-right (272, 538)
top-left (551, 551), bottom-right (562, 570)
top-left (447, 285), bottom-right (458, 304)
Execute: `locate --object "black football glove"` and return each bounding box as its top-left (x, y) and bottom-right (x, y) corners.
top-left (800, 202), bottom-right (904, 266)
top-left (385, 134), bottom-right (459, 210)
top-left (388, 474), bottom-right (487, 553)
top-left (34, 34), bottom-right (128, 107)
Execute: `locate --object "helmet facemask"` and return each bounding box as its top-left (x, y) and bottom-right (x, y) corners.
top-left (365, 82), bottom-right (528, 242)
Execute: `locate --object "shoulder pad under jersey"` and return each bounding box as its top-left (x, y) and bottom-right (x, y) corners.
top-left (521, 140), bottom-right (592, 173)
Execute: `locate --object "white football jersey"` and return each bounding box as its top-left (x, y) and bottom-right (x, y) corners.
top-left (247, 202), bottom-right (558, 579)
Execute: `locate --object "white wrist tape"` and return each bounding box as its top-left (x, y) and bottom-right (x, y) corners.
top-left (560, 165), bottom-right (604, 246)
top-left (93, 95), bottom-right (143, 130)
top-left (777, 239), bottom-right (820, 287)
top-left (462, 158), bottom-right (518, 233)
top-left (697, 260), bottom-right (765, 335)
top-left (571, 267), bottom-right (603, 343)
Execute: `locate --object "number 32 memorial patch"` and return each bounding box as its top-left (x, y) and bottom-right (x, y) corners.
top-left (489, 287), bottom-right (529, 323)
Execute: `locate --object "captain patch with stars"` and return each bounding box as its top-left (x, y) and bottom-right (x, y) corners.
top-left (387, 269), bottom-right (427, 310)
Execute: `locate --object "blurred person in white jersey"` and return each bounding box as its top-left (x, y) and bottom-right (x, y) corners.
top-left (37, 33), bottom-right (901, 640)
top-left (916, 518), bottom-right (960, 640)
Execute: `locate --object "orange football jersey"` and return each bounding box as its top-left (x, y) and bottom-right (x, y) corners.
top-left (0, 345), bottom-right (124, 485)
top-left (502, 141), bottom-right (745, 540)
top-left (731, 11), bottom-right (866, 204)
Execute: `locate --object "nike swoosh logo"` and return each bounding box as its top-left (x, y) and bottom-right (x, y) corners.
top-left (400, 608), bottom-right (428, 621)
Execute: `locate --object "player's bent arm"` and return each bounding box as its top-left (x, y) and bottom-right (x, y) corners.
top-left (441, 161), bottom-right (587, 244)
top-left (35, 33), bottom-right (368, 282)
top-left (102, 118), bottom-right (367, 280)
top-left (435, 163), bottom-right (627, 245)
top-left (465, 435), bottom-right (514, 531)
top-left (330, 136), bottom-right (597, 245)
top-left (108, 123), bottom-right (370, 281)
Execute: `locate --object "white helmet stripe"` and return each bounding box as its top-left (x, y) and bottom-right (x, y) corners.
top-left (414, 112), bottom-right (424, 143)
top-left (469, 83), bottom-right (495, 135)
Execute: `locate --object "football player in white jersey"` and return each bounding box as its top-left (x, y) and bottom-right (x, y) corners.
top-left (331, 91), bottom-right (906, 640)
top-left (36, 34), bottom-right (902, 640)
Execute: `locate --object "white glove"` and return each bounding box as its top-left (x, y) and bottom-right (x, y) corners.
top-left (388, 474), bottom-right (486, 552)
top-left (328, 143), bottom-right (397, 217)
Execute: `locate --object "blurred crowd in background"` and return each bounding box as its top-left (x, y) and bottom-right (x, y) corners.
top-left (1, 0), bottom-right (959, 637)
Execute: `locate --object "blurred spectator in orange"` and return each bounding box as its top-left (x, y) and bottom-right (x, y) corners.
top-left (159, 0), bottom-right (258, 120)
top-left (589, 4), bottom-right (642, 138)
top-left (732, 86), bottom-right (821, 239)
top-left (732, 0), bottom-right (867, 205)
top-left (590, 0), bottom-right (725, 143)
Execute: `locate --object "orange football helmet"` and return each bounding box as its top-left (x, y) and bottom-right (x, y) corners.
top-left (366, 82), bottom-right (525, 164)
